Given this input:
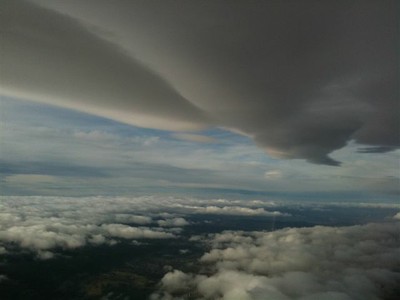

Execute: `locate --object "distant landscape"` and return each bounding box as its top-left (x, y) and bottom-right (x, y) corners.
top-left (1, 0), bottom-right (398, 299)
top-left (1, 196), bottom-right (399, 299)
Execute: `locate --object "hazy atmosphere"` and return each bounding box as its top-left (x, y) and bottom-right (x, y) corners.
top-left (1, 0), bottom-right (399, 299)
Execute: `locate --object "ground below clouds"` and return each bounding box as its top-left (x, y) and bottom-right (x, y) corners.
top-left (0, 196), bottom-right (399, 299)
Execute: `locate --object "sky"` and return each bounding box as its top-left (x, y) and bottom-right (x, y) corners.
top-left (1, 0), bottom-right (399, 202)
top-left (0, 2), bottom-right (400, 299)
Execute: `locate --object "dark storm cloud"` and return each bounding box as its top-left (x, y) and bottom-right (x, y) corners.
top-left (1, 0), bottom-right (398, 165)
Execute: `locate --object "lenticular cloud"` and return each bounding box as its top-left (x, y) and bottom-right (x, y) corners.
top-left (2, 0), bottom-right (398, 165)
top-left (153, 222), bottom-right (400, 300)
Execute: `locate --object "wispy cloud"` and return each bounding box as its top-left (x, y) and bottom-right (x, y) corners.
top-left (2, 98), bottom-right (398, 198)
top-left (171, 133), bottom-right (216, 143)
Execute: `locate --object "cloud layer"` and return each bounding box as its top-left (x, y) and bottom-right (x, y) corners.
top-left (0, 196), bottom-right (285, 258)
top-left (1, 195), bottom-right (398, 297)
top-left (1, 0), bottom-right (398, 165)
top-left (154, 221), bottom-right (400, 300)
top-left (0, 197), bottom-right (180, 259)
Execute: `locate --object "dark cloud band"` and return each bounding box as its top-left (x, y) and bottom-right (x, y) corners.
top-left (2, 0), bottom-right (398, 165)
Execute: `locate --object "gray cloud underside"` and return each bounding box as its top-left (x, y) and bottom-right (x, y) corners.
top-left (2, 0), bottom-right (398, 165)
top-left (1, 0), bottom-right (209, 131)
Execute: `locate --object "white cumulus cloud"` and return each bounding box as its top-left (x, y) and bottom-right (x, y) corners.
top-left (0, 195), bottom-right (288, 259)
top-left (153, 221), bottom-right (400, 300)
top-left (393, 212), bottom-right (400, 220)
top-left (157, 218), bottom-right (190, 227)
top-left (193, 206), bottom-right (287, 216)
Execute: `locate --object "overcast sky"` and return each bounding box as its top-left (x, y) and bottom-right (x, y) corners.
top-left (1, 0), bottom-right (399, 201)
